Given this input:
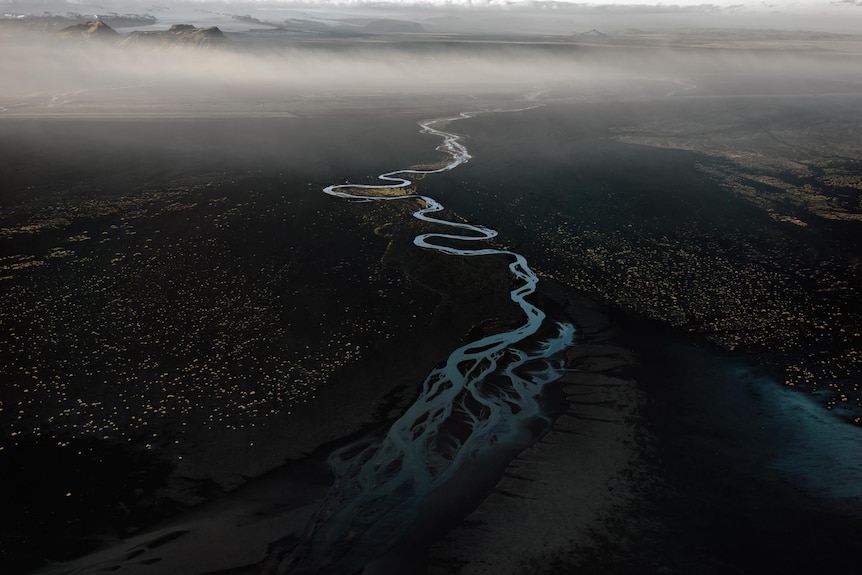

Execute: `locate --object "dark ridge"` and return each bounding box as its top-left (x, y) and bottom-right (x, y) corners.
top-left (56, 20), bottom-right (120, 41)
top-left (120, 24), bottom-right (230, 49)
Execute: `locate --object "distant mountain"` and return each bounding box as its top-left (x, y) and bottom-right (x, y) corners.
top-left (576, 28), bottom-right (608, 38)
top-left (362, 19), bottom-right (425, 34)
top-left (120, 24), bottom-right (230, 49)
top-left (96, 13), bottom-right (157, 29)
top-left (232, 14), bottom-right (276, 28)
top-left (56, 20), bottom-right (120, 41)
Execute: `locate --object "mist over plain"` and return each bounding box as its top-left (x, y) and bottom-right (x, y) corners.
top-left (4, 22), bottom-right (862, 118)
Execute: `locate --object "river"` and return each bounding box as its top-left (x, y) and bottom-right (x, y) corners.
top-left (275, 110), bottom-right (577, 574)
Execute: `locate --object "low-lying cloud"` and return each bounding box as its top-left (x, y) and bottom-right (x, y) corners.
top-left (3, 27), bottom-right (861, 116)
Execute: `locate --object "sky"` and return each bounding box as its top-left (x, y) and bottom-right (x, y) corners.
top-left (2, 0), bottom-right (854, 10)
top-left (110, 0), bottom-right (849, 8)
top-left (3, 0), bottom-right (862, 33)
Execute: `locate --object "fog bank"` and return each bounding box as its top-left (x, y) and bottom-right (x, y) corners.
top-left (4, 23), bottom-right (862, 119)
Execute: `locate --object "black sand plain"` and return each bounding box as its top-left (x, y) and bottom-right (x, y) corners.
top-left (2, 24), bottom-right (862, 575)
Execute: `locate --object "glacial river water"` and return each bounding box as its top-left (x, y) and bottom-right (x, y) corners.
top-left (274, 112), bottom-right (577, 574)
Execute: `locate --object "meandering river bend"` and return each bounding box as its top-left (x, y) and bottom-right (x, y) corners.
top-left (273, 110), bottom-right (577, 574)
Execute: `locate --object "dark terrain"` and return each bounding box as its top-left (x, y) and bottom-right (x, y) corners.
top-left (1, 12), bottom-right (862, 575)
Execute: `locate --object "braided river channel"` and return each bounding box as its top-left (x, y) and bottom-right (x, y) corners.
top-left (270, 111), bottom-right (577, 574)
